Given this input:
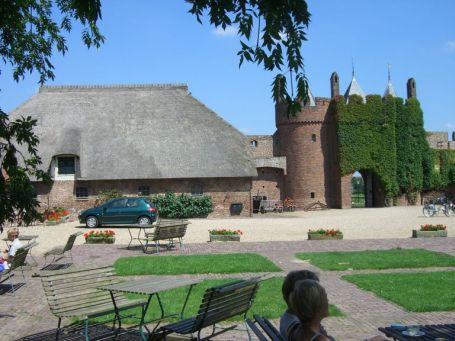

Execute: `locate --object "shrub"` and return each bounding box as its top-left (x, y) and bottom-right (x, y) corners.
top-left (95, 189), bottom-right (124, 206)
top-left (150, 192), bottom-right (213, 219)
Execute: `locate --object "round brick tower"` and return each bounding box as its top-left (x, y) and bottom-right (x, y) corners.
top-left (275, 74), bottom-right (340, 209)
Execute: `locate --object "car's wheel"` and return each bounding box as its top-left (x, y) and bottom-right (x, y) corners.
top-left (422, 206), bottom-right (434, 217)
top-left (138, 216), bottom-right (152, 225)
top-left (86, 216), bottom-right (99, 228)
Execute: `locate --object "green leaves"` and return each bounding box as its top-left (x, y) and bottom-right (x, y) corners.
top-left (187, 0), bottom-right (311, 117)
top-left (1, 0), bottom-right (104, 84)
top-left (0, 110), bottom-right (49, 231)
top-left (150, 192), bottom-right (213, 219)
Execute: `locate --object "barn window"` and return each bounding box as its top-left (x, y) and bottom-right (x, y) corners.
top-left (138, 186), bottom-right (150, 196)
top-left (76, 187), bottom-right (88, 199)
top-left (191, 184), bottom-right (203, 196)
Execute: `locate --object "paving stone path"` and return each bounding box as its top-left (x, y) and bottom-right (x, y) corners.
top-left (1, 237), bottom-right (454, 340)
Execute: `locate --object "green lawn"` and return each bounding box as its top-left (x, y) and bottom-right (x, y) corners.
top-left (114, 277), bottom-right (343, 324)
top-left (343, 271), bottom-right (455, 312)
top-left (295, 249), bottom-right (455, 271)
top-left (114, 253), bottom-right (282, 275)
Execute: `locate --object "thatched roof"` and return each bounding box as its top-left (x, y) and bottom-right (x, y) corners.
top-left (9, 84), bottom-right (257, 180)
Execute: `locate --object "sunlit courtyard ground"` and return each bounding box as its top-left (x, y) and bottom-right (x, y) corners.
top-left (1, 205), bottom-right (454, 340)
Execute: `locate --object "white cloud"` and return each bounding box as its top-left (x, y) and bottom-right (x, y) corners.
top-left (446, 40), bottom-right (455, 51)
top-left (213, 26), bottom-right (237, 37)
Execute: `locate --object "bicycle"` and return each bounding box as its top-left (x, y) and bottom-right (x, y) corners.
top-left (423, 197), bottom-right (452, 217)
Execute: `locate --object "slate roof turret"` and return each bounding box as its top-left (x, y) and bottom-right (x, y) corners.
top-left (383, 65), bottom-right (396, 97)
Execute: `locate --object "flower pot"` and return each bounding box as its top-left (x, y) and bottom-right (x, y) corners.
top-left (308, 233), bottom-right (343, 240)
top-left (104, 237), bottom-right (116, 244)
top-left (85, 236), bottom-right (106, 244)
top-left (412, 230), bottom-right (447, 238)
top-left (209, 234), bottom-right (241, 242)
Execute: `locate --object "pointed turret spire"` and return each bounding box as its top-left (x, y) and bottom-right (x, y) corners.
top-left (344, 60), bottom-right (366, 103)
top-left (383, 64), bottom-right (396, 97)
top-left (307, 87), bottom-right (316, 106)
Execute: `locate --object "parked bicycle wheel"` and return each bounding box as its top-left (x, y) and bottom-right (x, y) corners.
top-left (423, 205), bottom-right (435, 217)
top-left (443, 204), bottom-right (452, 217)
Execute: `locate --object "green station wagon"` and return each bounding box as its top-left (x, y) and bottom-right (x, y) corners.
top-left (78, 197), bottom-right (158, 228)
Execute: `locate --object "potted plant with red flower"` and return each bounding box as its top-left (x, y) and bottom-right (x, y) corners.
top-left (208, 228), bottom-right (243, 242)
top-left (308, 228), bottom-right (343, 240)
top-left (412, 224), bottom-right (447, 238)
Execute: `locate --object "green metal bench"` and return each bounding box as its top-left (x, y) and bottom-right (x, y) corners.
top-left (156, 278), bottom-right (259, 340)
top-left (40, 265), bottom-right (147, 340)
top-left (246, 315), bottom-right (285, 341)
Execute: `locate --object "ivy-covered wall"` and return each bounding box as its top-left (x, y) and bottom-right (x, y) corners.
top-left (335, 94), bottom-right (440, 202)
top-left (430, 149), bottom-right (455, 189)
top-left (336, 94), bottom-right (399, 199)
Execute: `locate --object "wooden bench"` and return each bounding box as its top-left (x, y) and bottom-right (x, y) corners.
top-left (40, 265), bottom-right (147, 340)
top-left (155, 278), bottom-right (259, 340)
top-left (246, 315), bottom-right (285, 341)
top-left (144, 219), bottom-right (190, 253)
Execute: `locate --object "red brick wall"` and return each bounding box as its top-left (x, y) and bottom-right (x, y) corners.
top-left (34, 177), bottom-right (252, 217)
top-left (275, 98), bottom-right (341, 209)
top-left (252, 168), bottom-right (285, 200)
top-left (248, 135), bottom-right (274, 158)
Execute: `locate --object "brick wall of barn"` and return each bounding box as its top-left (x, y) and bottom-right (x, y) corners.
top-left (33, 177), bottom-right (253, 217)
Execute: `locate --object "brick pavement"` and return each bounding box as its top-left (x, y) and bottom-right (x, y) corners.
top-left (1, 237), bottom-right (455, 340)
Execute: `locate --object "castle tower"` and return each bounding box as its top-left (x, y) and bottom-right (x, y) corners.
top-left (344, 64), bottom-right (366, 103)
top-left (407, 78), bottom-right (417, 98)
top-left (330, 72), bottom-right (340, 98)
top-left (275, 78), bottom-right (340, 209)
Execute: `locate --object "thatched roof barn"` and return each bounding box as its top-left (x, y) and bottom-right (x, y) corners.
top-left (9, 84), bottom-right (257, 216)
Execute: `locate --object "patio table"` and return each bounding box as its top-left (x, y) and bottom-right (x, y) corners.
top-left (379, 323), bottom-right (455, 340)
top-left (108, 224), bottom-right (155, 249)
top-left (98, 277), bottom-right (201, 340)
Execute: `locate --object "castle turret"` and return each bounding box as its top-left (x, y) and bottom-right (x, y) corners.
top-left (330, 72), bottom-right (340, 98)
top-left (344, 65), bottom-right (366, 103)
top-left (407, 78), bottom-right (417, 99)
top-left (275, 77), bottom-right (340, 209)
top-left (383, 65), bottom-right (396, 97)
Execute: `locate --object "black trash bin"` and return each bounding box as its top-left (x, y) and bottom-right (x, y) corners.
top-left (230, 203), bottom-right (243, 215)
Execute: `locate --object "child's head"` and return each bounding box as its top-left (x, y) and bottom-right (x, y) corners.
top-left (7, 227), bottom-right (19, 241)
top-left (282, 270), bottom-right (319, 306)
top-left (289, 279), bottom-right (329, 323)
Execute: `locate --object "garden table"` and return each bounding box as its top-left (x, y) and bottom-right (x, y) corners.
top-left (109, 224), bottom-right (155, 249)
top-left (379, 323), bottom-right (455, 340)
top-left (98, 277), bottom-right (201, 340)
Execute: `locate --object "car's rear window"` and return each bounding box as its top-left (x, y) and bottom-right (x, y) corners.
top-left (144, 199), bottom-right (156, 208)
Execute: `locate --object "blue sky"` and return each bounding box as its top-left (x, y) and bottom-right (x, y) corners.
top-left (1, 0), bottom-right (454, 137)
